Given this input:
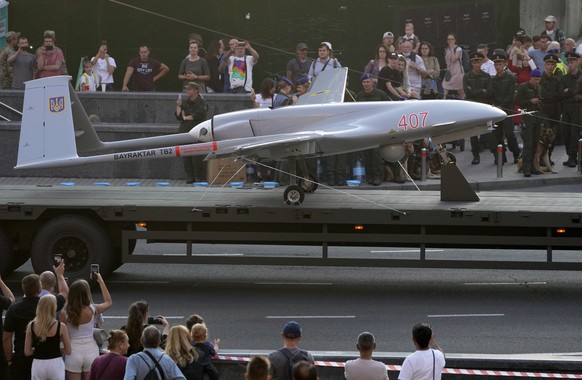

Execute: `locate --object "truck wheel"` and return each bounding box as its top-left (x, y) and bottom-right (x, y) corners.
top-left (31, 216), bottom-right (113, 280)
top-left (0, 228), bottom-right (13, 276)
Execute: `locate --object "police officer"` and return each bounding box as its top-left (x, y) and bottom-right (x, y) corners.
top-left (463, 52), bottom-right (493, 165)
top-left (490, 51), bottom-right (520, 164)
top-left (539, 53), bottom-right (563, 161)
top-left (559, 52), bottom-right (581, 167)
top-left (514, 69), bottom-right (543, 177)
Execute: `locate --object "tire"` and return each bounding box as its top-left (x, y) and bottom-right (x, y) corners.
top-left (0, 228), bottom-right (13, 276)
top-left (284, 185), bottom-right (305, 205)
top-left (30, 216), bottom-right (113, 280)
top-left (298, 174), bottom-right (318, 193)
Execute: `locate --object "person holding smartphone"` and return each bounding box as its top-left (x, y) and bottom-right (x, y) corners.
top-left (37, 32), bottom-right (65, 78)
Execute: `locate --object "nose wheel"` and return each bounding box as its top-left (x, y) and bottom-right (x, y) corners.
top-left (283, 185), bottom-right (305, 205)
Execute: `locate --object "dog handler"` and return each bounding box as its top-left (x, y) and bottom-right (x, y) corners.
top-left (514, 69), bottom-right (543, 177)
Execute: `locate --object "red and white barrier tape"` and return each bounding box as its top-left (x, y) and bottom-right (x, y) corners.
top-left (215, 355), bottom-right (582, 378)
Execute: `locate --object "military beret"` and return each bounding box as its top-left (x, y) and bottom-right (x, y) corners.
top-left (360, 73), bottom-right (374, 81)
top-left (296, 76), bottom-right (310, 86)
top-left (279, 76), bottom-right (293, 87)
top-left (469, 52), bottom-right (485, 61)
top-left (543, 54), bottom-right (559, 63)
top-left (530, 69), bottom-right (542, 78)
top-left (565, 52), bottom-right (580, 61)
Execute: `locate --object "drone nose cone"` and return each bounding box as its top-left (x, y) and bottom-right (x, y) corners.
top-left (188, 119), bottom-right (213, 142)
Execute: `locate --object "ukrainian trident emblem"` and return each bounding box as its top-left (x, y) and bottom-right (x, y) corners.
top-left (49, 96), bottom-right (65, 113)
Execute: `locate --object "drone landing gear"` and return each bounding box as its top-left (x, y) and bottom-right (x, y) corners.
top-left (282, 158), bottom-right (317, 205)
top-left (284, 185), bottom-right (305, 205)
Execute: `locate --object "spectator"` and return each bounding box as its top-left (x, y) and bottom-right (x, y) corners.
top-left (560, 38), bottom-right (576, 64)
top-left (39, 260), bottom-right (69, 301)
top-left (508, 35), bottom-right (534, 83)
top-left (397, 323), bottom-right (445, 380)
top-left (442, 33), bottom-right (465, 99)
top-left (245, 356), bottom-right (271, 380)
top-left (308, 42), bottom-right (341, 80)
top-left (528, 35), bottom-right (550, 70)
top-left (382, 32), bottom-right (396, 53)
top-left (514, 68), bottom-right (543, 177)
top-left (560, 52), bottom-right (581, 167)
top-left (185, 314), bottom-right (205, 332)
top-left (364, 44), bottom-right (390, 84)
top-left (292, 76), bottom-right (310, 105)
top-left (477, 44), bottom-right (496, 76)
top-left (396, 55), bottom-right (415, 99)
top-left (345, 332), bottom-right (388, 380)
top-left (220, 38), bottom-right (238, 92)
top-left (122, 45), bottom-right (169, 92)
top-left (378, 52), bottom-right (403, 100)
top-left (190, 323), bottom-right (219, 380)
top-left (205, 40), bottom-right (224, 93)
top-left (123, 300), bottom-right (170, 357)
top-left (0, 275), bottom-right (14, 375)
top-left (3, 274), bottom-right (42, 380)
top-left (61, 276), bottom-right (112, 380)
top-left (273, 77), bottom-right (294, 108)
top-left (90, 41), bottom-right (116, 91)
top-left (547, 42), bottom-right (567, 76)
top-left (165, 325), bottom-right (205, 380)
top-left (176, 81), bottom-right (209, 183)
top-left (268, 321), bottom-right (314, 380)
top-left (286, 42), bottom-right (313, 85)
top-left (8, 35), bottom-right (36, 89)
top-left (292, 361), bottom-right (319, 380)
top-left (463, 52), bottom-right (492, 165)
top-left (124, 325), bottom-right (185, 380)
top-left (0, 30), bottom-right (18, 88)
top-left (79, 59), bottom-right (99, 92)
top-left (419, 41), bottom-right (440, 99)
top-left (24, 294), bottom-right (71, 380)
top-left (490, 51), bottom-right (521, 164)
top-left (178, 41), bottom-right (210, 93)
top-left (255, 78), bottom-right (276, 107)
top-left (541, 15), bottom-right (565, 50)
top-left (88, 329), bottom-right (129, 380)
top-left (37, 32), bottom-right (65, 78)
top-left (219, 40), bottom-right (259, 93)
top-left (399, 22), bottom-right (420, 52)
top-left (188, 33), bottom-right (207, 59)
top-left (400, 40), bottom-right (426, 96)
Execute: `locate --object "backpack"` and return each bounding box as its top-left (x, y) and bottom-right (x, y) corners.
top-left (279, 348), bottom-right (309, 380)
top-left (138, 351), bottom-right (166, 380)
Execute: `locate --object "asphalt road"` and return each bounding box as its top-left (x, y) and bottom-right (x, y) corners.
top-left (7, 244), bottom-right (582, 357)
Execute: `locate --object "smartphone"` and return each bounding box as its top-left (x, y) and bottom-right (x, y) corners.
top-left (178, 93), bottom-right (182, 100)
top-left (90, 264), bottom-right (99, 279)
top-left (53, 254), bottom-right (62, 266)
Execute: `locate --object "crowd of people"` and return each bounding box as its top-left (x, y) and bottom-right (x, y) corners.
top-left (0, 264), bottom-right (444, 380)
top-left (1, 14), bottom-right (581, 184)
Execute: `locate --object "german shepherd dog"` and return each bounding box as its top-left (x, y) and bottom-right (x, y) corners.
top-left (517, 127), bottom-right (557, 174)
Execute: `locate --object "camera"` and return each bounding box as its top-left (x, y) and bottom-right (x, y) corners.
top-left (147, 316), bottom-right (163, 325)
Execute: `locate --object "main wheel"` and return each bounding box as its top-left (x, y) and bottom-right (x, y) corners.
top-left (30, 215), bottom-right (113, 280)
top-left (284, 185), bottom-right (305, 205)
top-left (298, 174), bottom-right (318, 193)
top-left (0, 228), bottom-right (13, 276)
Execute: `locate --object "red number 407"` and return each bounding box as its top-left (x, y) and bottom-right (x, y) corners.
top-left (398, 112), bottom-right (429, 130)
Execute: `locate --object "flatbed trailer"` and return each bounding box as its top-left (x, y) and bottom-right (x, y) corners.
top-left (1, 183), bottom-right (582, 279)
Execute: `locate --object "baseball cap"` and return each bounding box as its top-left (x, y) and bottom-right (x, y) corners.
top-left (296, 42), bottom-right (308, 50)
top-left (544, 15), bottom-right (557, 22)
top-left (530, 68), bottom-right (542, 78)
top-left (320, 41), bottom-right (332, 50)
top-left (283, 321), bottom-right (302, 339)
top-left (383, 31), bottom-right (394, 39)
top-left (183, 82), bottom-right (201, 90)
top-left (388, 52), bottom-right (398, 60)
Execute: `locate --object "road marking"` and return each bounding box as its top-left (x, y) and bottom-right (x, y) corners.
top-left (107, 280), bottom-right (169, 284)
top-left (428, 314), bottom-right (504, 318)
top-left (266, 316), bottom-right (356, 319)
top-left (255, 282), bottom-right (333, 286)
top-left (103, 316), bottom-right (185, 319)
top-left (162, 253), bottom-right (245, 256)
top-left (463, 282), bottom-right (547, 286)
top-left (370, 249), bottom-right (444, 253)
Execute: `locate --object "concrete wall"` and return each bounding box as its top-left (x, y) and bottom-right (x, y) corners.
top-left (0, 91), bottom-right (254, 180)
top-left (519, 0), bottom-right (582, 41)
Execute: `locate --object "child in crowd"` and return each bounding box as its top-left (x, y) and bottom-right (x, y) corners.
top-left (79, 59), bottom-right (99, 92)
top-left (191, 323), bottom-right (220, 380)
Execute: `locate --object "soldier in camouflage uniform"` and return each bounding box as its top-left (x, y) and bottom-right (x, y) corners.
top-left (0, 31), bottom-right (19, 89)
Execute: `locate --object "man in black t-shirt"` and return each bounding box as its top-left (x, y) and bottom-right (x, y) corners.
top-left (378, 52), bottom-right (402, 101)
top-left (122, 45), bottom-right (169, 91)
